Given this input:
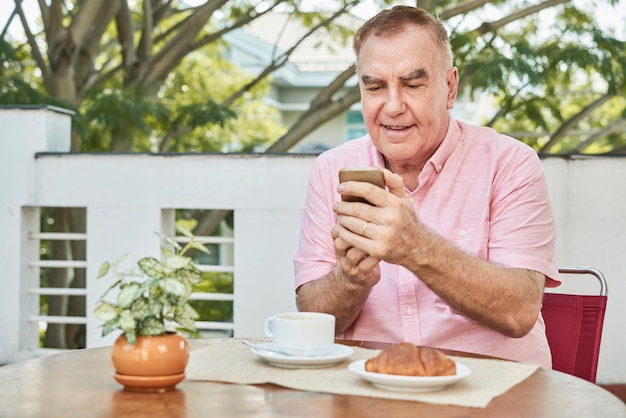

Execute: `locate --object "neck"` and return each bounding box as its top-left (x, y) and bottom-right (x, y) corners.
top-left (384, 157), bottom-right (422, 191)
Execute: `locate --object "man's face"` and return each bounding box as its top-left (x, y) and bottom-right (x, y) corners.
top-left (357, 26), bottom-right (458, 168)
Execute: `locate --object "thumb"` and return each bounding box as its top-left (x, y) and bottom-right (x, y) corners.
top-left (383, 169), bottom-right (408, 198)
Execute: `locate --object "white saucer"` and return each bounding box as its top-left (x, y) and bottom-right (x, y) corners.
top-left (348, 359), bottom-right (471, 392)
top-left (251, 343), bottom-right (354, 368)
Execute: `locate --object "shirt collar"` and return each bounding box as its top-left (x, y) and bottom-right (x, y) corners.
top-left (427, 117), bottom-right (460, 173)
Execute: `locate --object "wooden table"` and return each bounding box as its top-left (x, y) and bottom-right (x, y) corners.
top-left (0, 339), bottom-right (624, 417)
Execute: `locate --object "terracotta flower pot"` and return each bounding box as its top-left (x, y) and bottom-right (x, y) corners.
top-left (111, 332), bottom-right (189, 392)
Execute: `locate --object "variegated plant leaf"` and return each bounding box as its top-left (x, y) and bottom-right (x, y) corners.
top-left (164, 254), bottom-right (191, 271)
top-left (160, 277), bottom-right (187, 297)
top-left (97, 262), bottom-right (110, 279)
top-left (101, 317), bottom-right (120, 337)
top-left (178, 266), bottom-right (203, 286)
top-left (117, 282), bottom-right (143, 308)
top-left (119, 310), bottom-right (136, 333)
top-left (182, 303), bottom-right (199, 320)
top-left (174, 305), bottom-right (197, 331)
top-left (155, 231), bottom-right (183, 252)
top-left (138, 257), bottom-right (163, 277)
top-left (139, 316), bottom-right (166, 336)
top-left (188, 241), bottom-right (211, 255)
top-left (93, 302), bottom-right (118, 322)
top-left (176, 222), bottom-right (196, 238)
top-left (111, 253), bottom-right (129, 269)
top-left (146, 298), bottom-right (163, 317)
top-left (124, 330), bottom-right (137, 345)
top-left (129, 297), bottom-right (149, 320)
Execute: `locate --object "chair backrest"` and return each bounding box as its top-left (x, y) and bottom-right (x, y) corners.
top-left (541, 266), bottom-right (608, 383)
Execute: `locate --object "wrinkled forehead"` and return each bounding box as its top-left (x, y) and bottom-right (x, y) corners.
top-left (356, 26), bottom-right (451, 74)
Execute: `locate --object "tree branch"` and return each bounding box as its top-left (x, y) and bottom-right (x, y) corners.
top-left (540, 92), bottom-right (614, 153)
top-left (221, 1), bottom-right (358, 109)
top-left (17, 0), bottom-right (52, 90)
top-left (570, 118), bottom-right (626, 153)
top-left (267, 85), bottom-right (361, 152)
top-left (140, 0), bottom-right (228, 83)
top-left (471, 0), bottom-right (571, 35)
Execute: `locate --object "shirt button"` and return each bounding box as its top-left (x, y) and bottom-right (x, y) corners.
top-left (406, 307), bottom-right (414, 315)
top-left (459, 229), bottom-right (467, 237)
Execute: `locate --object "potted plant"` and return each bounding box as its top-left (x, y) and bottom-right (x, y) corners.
top-left (93, 224), bottom-right (210, 392)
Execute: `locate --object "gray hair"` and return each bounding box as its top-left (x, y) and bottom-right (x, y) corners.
top-left (353, 5), bottom-right (453, 70)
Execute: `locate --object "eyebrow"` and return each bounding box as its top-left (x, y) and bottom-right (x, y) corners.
top-left (400, 68), bottom-right (428, 81)
top-left (361, 68), bottom-right (429, 85)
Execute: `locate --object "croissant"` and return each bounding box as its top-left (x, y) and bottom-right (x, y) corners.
top-left (365, 342), bottom-right (456, 376)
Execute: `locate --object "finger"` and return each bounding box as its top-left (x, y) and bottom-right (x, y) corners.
top-left (336, 215), bottom-right (371, 237)
top-left (383, 169), bottom-right (408, 198)
top-left (339, 253), bottom-right (381, 281)
top-left (333, 233), bottom-right (351, 256)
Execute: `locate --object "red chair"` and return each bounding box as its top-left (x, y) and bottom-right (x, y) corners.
top-left (541, 266), bottom-right (608, 383)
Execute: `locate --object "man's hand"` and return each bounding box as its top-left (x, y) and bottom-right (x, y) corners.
top-left (334, 169), bottom-right (426, 269)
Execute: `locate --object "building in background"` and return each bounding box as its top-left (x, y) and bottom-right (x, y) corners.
top-left (224, 12), bottom-right (495, 153)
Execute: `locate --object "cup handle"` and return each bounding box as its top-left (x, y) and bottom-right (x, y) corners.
top-left (264, 317), bottom-right (274, 338)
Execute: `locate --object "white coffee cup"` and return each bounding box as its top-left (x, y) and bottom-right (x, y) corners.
top-left (264, 312), bottom-right (335, 356)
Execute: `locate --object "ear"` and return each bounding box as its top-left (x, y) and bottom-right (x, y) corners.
top-left (445, 67), bottom-right (459, 110)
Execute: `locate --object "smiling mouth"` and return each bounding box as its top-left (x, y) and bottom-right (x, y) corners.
top-left (382, 124), bottom-right (413, 130)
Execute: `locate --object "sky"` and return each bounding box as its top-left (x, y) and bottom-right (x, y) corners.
top-left (1, 1), bottom-right (624, 41)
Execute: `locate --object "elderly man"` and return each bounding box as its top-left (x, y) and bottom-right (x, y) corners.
top-left (293, 5), bottom-right (559, 367)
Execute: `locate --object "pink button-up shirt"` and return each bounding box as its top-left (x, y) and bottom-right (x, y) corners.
top-left (294, 118), bottom-right (559, 367)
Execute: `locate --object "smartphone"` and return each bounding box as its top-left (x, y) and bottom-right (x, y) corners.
top-left (338, 167), bottom-right (385, 204)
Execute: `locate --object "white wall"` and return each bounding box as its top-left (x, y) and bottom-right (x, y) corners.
top-left (1, 107), bottom-right (625, 384)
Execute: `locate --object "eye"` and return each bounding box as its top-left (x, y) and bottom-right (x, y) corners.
top-left (363, 83), bottom-right (383, 92)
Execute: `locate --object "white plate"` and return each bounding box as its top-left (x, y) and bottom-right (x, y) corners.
top-left (348, 359), bottom-right (471, 392)
top-left (251, 343), bottom-right (354, 368)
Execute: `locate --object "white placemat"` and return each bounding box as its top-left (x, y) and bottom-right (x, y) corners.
top-left (185, 338), bottom-right (539, 408)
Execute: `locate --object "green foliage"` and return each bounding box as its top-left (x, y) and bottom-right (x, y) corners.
top-left (190, 272), bottom-right (234, 324)
top-left (149, 49), bottom-right (284, 152)
top-left (3, 0), bottom-right (626, 154)
top-left (448, 1), bottom-right (626, 153)
top-left (0, 39), bottom-right (66, 107)
top-left (93, 224), bottom-right (211, 344)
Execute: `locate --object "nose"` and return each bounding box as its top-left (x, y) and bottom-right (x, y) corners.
top-left (384, 89), bottom-right (405, 117)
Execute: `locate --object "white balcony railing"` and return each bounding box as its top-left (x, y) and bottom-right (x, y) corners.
top-left (2, 106), bottom-right (626, 384)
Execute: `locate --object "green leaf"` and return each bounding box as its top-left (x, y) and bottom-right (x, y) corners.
top-left (138, 257), bottom-right (163, 277)
top-left (129, 298), bottom-right (149, 320)
top-left (160, 278), bottom-right (187, 298)
top-left (124, 330), bottom-right (137, 345)
top-left (176, 219), bottom-right (198, 234)
top-left (117, 282), bottom-right (143, 308)
top-left (97, 262), bottom-right (110, 279)
top-left (139, 316), bottom-right (166, 336)
top-left (93, 302), bottom-right (118, 322)
top-left (177, 224), bottom-right (194, 239)
top-left (119, 310), bottom-right (136, 334)
top-left (111, 253), bottom-right (129, 269)
top-left (178, 266), bottom-right (203, 286)
top-left (156, 232), bottom-right (183, 252)
top-left (146, 298), bottom-right (163, 317)
top-left (182, 303), bottom-right (199, 320)
top-left (101, 317), bottom-right (120, 337)
top-left (164, 254), bottom-right (191, 270)
top-left (174, 305), bottom-right (197, 331)
top-left (189, 241), bottom-right (211, 255)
